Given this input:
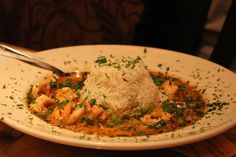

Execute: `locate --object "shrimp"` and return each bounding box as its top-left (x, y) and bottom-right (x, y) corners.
top-left (84, 101), bottom-right (92, 118)
top-left (49, 108), bottom-right (62, 125)
top-left (55, 87), bottom-right (78, 102)
top-left (64, 107), bottom-right (85, 125)
top-left (61, 102), bottom-right (85, 125)
top-left (32, 74), bottom-right (56, 98)
top-left (84, 101), bottom-right (106, 121)
top-left (49, 102), bottom-right (85, 126)
top-left (49, 102), bottom-right (73, 126)
top-left (91, 105), bottom-right (104, 119)
top-left (140, 115), bottom-right (159, 124)
top-left (140, 107), bottom-right (171, 124)
top-left (49, 99), bottom-right (107, 126)
top-left (30, 95), bottom-right (56, 114)
top-left (97, 112), bottom-right (108, 121)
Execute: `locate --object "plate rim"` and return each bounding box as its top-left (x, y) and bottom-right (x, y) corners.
top-left (1, 44), bottom-right (236, 150)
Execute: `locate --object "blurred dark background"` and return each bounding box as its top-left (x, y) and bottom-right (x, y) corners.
top-left (0, 0), bottom-right (235, 70)
top-left (0, 0), bottom-right (144, 50)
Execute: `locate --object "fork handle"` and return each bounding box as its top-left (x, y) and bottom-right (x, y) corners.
top-left (0, 44), bottom-right (64, 76)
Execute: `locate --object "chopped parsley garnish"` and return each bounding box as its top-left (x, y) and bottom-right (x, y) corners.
top-left (72, 102), bottom-right (84, 110)
top-left (125, 56), bottom-right (141, 69)
top-left (144, 48), bottom-right (147, 53)
top-left (148, 119), bottom-right (166, 129)
top-left (166, 67), bottom-right (170, 71)
top-left (59, 79), bottom-right (72, 88)
top-left (162, 101), bottom-right (178, 114)
top-left (81, 116), bottom-right (94, 125)
top-left (178, 85), bottom-right (185, 92)
top-left (158, 64), bottom-right (163, 67)
top-left (2, 84), bottom-right (6, 89)
top-left (184, 96), bottom-right (194, 102)
top-left (207, 101), bottom-right (229, 112)
top-left (89, 99), bottom-right (96, 106)
top-left (162, 101), bottom-right (186, 116)
top-left (134, 130), bottom-right (145, 136)
top-left (58, 100), bottom-right (69, 108)
top-left (27, 85), bottom-right (35, 104)
top-left (121, 114), bottom-right (130, 120)
top-left (138, 105), bottom-right (156, 118)
top-left (50, 81), bottom-right (57, 88)
top-left (111, 115), bottom-right (123, 125)
top-left (152, 76), bottom-right (164, 86)
top-left (96, 56), bottom-right (107, 64)
top-left (17, 104), bottom-right (24, 109)
top-left (155, 119), bottom-right (166, 129)
top-left (151, 73), bottom-right (167, 86)
top-left (47, 106), bottom-right (56, 115)
top-left (59, 79), bottom-right (84, 90)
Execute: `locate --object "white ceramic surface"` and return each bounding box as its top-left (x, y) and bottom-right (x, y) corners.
top-left (0, 45), bottom-right (236, 150)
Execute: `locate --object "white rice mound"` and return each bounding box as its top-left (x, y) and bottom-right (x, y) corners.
top-left (80, 56), bottom-right (161, 111)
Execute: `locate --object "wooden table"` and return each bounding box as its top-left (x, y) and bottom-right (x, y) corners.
top-left (0, 43), bottom-right (235, 157)
top-left (0, 123), bottom-right (184, 157)
top-left (1, 123), bottom-right (235, 157)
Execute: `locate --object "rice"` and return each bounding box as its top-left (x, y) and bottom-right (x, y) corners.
top-left (80, 56), bottom-right (160, 111)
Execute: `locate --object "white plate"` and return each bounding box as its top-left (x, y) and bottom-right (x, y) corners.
top-left (0, 45), bottom-right (236, 150)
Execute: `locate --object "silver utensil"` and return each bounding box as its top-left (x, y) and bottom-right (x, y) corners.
top-left (0, 44), bottom-right (70, 76)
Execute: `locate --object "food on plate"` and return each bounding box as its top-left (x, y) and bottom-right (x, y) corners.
top-left (26, 55), bottom-right (209, 136)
